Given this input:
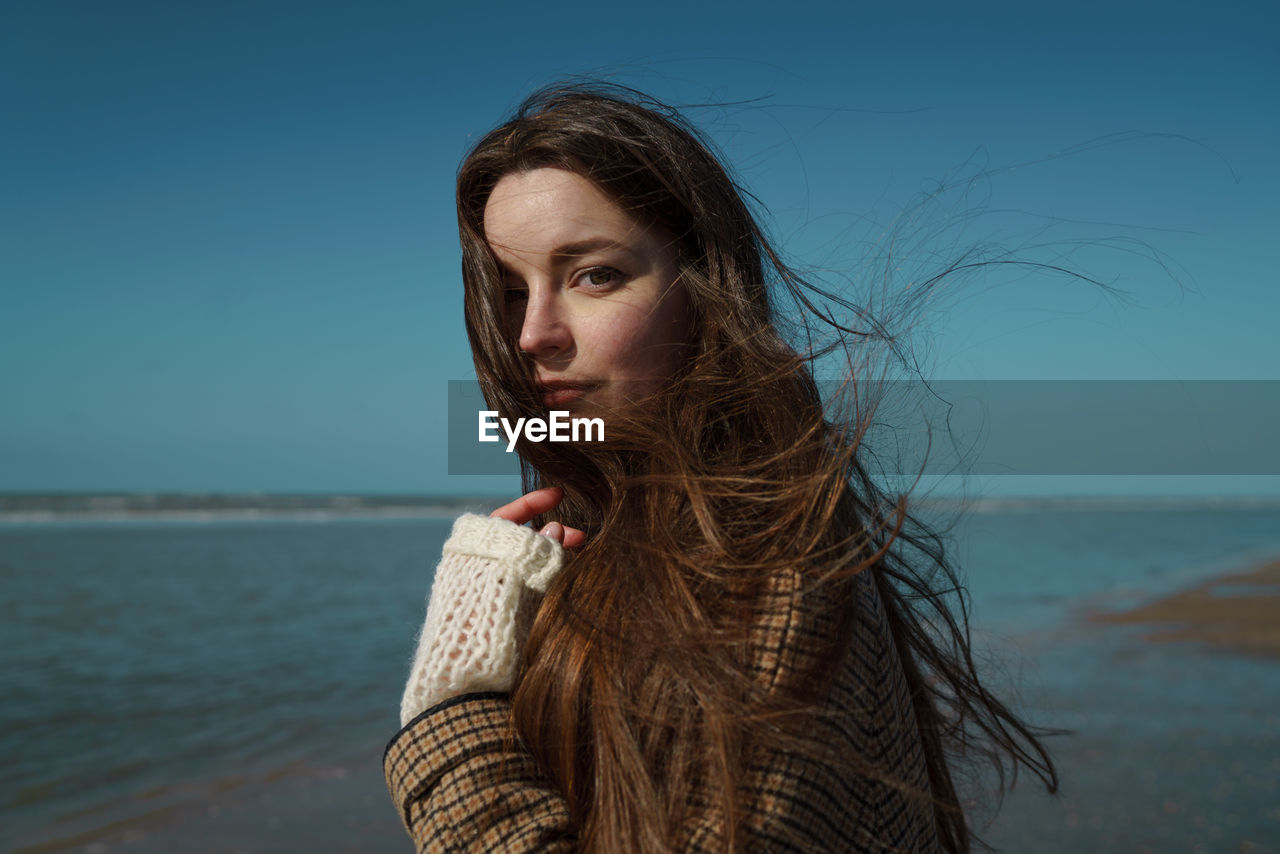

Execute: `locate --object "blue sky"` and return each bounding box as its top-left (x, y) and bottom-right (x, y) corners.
top-left (2, 0), bottom-right (1277, 496)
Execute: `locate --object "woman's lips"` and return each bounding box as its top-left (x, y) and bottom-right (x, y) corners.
top-left (539, 382), bottom-right (594, 408)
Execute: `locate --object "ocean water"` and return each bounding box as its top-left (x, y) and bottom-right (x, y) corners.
top-left (2, 501), bottom-right (1278, 852)
top-left (955, 504), bottom-right (1280, 853)
top-left (1, 516), bottom-right (446, 852)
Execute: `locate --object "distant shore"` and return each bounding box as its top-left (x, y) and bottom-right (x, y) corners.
top-left (0, 493), bottom-right (504, 525)
top-left (6, 492), bottom-right (1280, 525)
top-left (1093, 558), bottom-right (1280, 658)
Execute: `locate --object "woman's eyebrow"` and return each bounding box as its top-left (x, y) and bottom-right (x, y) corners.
top-left (489, 236), bottom-right (641, 280)
top-left (550, 238), bottom-right (635, 260)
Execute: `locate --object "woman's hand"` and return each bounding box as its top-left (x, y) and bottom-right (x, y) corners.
top-left (489, 486), bottom-right (587, 549)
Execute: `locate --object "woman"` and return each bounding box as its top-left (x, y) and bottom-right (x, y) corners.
top-left (386, 85), bottom-right (1057, 852)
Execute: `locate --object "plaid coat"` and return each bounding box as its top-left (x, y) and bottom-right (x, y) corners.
top-left (385, 562), bottom-right (941, 852)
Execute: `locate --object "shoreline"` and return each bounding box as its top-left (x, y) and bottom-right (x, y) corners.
top-left (1091, 557), bottom-right (1280, 658)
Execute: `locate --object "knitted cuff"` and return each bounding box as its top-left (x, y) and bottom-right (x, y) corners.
top-left (399, 515), bottom-right (565, 726)
top-left (445, 514), bottom-right (564, 593)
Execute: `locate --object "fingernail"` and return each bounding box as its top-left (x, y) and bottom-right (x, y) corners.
top-left (539, 522), bottom-right (563, 540)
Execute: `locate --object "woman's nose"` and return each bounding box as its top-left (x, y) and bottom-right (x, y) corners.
top-left (518, 291), bottom-right (573, 358)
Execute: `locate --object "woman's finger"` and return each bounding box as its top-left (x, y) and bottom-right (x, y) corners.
top-left (489, 486), bottom-right (564, 525)
top-left (537, 521), bottom-right (588, 549)
top-left (492, 486), bottom-right (587, 548)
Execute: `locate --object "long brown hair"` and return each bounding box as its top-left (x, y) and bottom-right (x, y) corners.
top-left (457, 83), bottom-right (1057, 852)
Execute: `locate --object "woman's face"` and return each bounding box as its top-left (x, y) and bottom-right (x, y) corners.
top-left (483, 167), bottom-right (693, 416)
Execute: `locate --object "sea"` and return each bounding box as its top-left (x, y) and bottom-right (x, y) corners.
top-left (2, 495), bottom-right (1278, 853)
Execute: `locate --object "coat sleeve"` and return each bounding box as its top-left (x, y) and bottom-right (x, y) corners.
top-left (384, 692), bottom-right (576, 852)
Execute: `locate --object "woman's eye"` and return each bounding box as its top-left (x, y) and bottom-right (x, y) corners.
top-left (582, 268), bottom-right (620, 287)
top-left (503, 288), bottom-right (528, 305)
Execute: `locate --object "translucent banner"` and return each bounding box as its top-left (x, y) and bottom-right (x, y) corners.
top-left (446, 380), bottom-right (1280, 476)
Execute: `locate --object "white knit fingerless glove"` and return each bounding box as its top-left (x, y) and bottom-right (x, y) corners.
top-left (399, 514), bottom-right (564, 726)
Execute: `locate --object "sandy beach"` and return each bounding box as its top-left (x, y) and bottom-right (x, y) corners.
top-left (1092, 558), bottom-right (1280, 658)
